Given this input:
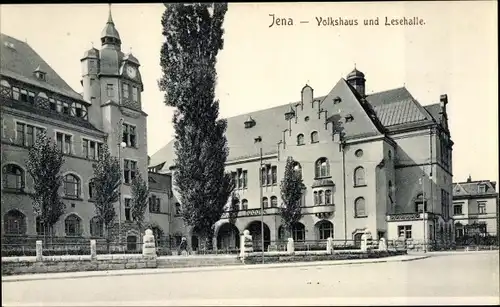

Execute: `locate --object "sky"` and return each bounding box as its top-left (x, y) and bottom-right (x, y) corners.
top-left (1, 2), bottom-right (498, 186)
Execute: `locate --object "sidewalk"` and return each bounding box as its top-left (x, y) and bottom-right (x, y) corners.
top-left (2, 254), bottom-right (429, 283)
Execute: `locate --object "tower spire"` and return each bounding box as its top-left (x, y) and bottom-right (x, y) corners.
top-left (108, 3), bottom-right (114, 23)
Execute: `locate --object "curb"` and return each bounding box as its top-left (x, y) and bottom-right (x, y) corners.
top-left (2, 255), bottom-right (429, 283)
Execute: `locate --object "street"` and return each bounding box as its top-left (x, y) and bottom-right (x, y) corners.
top-left (2, 252), bottom-right (499, 306)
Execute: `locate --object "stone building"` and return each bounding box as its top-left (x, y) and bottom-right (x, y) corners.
top-left (149, 68), bottom-right (456, 250)
top-left (0, 8), bottom-right (170, 250)
top-left (452, 176), bottom-right (499, 240)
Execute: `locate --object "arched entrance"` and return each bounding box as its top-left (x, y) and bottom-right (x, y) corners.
top-left (247, 221), bottom-right (271, 252)
top-left (216, 223), bottom-right (240, 250)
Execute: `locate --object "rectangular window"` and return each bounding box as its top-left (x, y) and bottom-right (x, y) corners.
top-left (28, 91), bottom-right (35, 104)
top-left (82, 139), bottom-right (89, 158)
top-left (64, 135), bottom-right (72, 154)
top-left (75, 104), bottom-right (83, 118)
top-left (478, 202), bottom-right (486, 214)
top-left (56, 132), bottom-right (72, 154)
top-left (16, 123), bottom-right (45, 147)
top-left (149, 196), bottom-right (161, 213)
top-left (62, 102), bottom-right (70, 115)
top-left (261, 165), bottom-right (277, 186)
top-left (132, 86), bottom-right (138, 101)
top-left (16, 123), bottom-right (25, 145)
top-left (122, 123), bottom-right (137, 147)
top-left (123, 84), bottom-right (129, 99)
top-left (124, 198), bottom-right (132, 221)
top-left (89, 141), bottom-right (96, 160)
top-left (49, 98), bottom-right (57, 111)
top-left (233, 169), bottom-right (248, 189)
top-left (20, 89), bottom-right (28, 102)
top-left (107, 84), bottom-right (114, 97)
top-left (12, 87), bottom-right (20, 100)
top-left (123, 159), bottom-right (137, 184)
top-left (26, 125), bottom-right (34, 147)
top-left (397, 225), bottom-right (412, 239)
top-left (453, 204), bottom-right (463, 215)
top-left (175, 203), bottom-right (182, 215)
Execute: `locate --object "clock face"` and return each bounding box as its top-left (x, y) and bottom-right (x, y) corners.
top-left (126, 66), bottom-right (137, 79)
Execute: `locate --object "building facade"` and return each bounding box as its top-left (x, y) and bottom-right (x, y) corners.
top-left (149, 68), bottom-right (456, 251)
top-left (1, 8), bottom-right (170, 249)
top-left (452, 176), bottom-right (499, 242)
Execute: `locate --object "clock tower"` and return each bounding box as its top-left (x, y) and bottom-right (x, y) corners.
top-left (80, 4), bottom-right (149, 242)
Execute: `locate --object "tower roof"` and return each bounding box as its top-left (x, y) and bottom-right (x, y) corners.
top-left (123, 52), bottom-right (140, 65)
top-left (347, 67), bottom-right (365, 80)
top-left (82, 47), bottom-right (99, 59)
top-left (100, 4), bottom-right (121, 46)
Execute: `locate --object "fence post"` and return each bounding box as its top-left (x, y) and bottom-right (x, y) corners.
top-left (90, 240), bottom-right (97, 260)
top-left (326, 237), bottom-right (334, 254)
top-left (36, 240), bottom-right (43, 261)
top-left (287, 238), bottom-right (294, 255)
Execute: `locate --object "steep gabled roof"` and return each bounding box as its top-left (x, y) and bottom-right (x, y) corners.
top-left (0, 33), bottom-right (84, 102)
top-left (150, 82), bottom-right (442, 170)
top-left (366, 87), bottom-right (433, 128)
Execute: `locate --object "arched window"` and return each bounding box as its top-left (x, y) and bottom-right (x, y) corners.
top-left (325, 190), bottom-right (332, 205)
top-left (291, 222), bottom-right (305, 242)
top-left (262, 197), bottom-right (269, 208)
top-left (315, 158), bottom-right (330, 178)
top-left (2, 164), bottom-right (25, 191)
top-left (270, 196), bottom-right (278, 207)
top-left (297, 134), bottom-right (305, 146)
top-left (317, 220), bottom-right (334, 240)
top-left (355, 197), bottom-right (366, 217)
top-left (90, 216), bottom-right (103, 237)
top-left (354, 233), bottom-right (363, 247)
top-left (241, 199), bottom-right (248, 210)
top-left (65, 214), bottom-right (82, 236)
top-left (414, 193), bottom-right (427, 213)
top-left (313, 191), bottom-right (319, 205)
top-left (354, 166), bottom-right (365, 186)
top-left (64, 174), bottom-right (80, 198)
top-left (3, 210), bottom-right (26, 235)
top-left (310, 131), bottom-right (319, 144)
top-left (88, 179), bottom-right (95, 199)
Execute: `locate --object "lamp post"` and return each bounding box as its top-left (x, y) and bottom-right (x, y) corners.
top-left (419, 170), bottom-right (432, 253)
top-left (117, 118), bottom-right (127, 249)
top-left (254, 136), bottom-right (264, 264)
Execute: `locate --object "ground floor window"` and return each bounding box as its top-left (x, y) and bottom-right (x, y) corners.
top-left (292, 223), bottom-right (305, 242)
top-left (398, 225), bottom-right (412, 239)
top-left (317, 221), bottom-right (333, 240)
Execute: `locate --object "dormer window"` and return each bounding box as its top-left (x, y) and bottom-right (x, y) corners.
top-left (345, 114), bottom-right (354, 122)
top-left (34, 66), bottom-right (46, 81)
top-left (244, 116), bottom-right (256, 129)
top-left (333, 96), bottom-right (341, 104)
top-left (478, 184), bottom-right (486, 193)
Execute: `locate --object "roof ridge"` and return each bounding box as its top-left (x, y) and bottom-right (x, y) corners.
top-left (366, 86), bottom-right (406, 97)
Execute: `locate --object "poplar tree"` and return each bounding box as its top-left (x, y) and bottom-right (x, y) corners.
top-left (92, 144), bottom-right (120, 250)
top-left (280, 157), bottom-right (305, 239)
top-left (159, 3), bottom-right (233, 249)
top-left (130, 173), bottom-right (149, 239)
top-left (26, 131), bottom-right (65, 241)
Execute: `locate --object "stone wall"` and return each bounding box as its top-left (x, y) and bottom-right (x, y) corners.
top-left (1, 254), bottom-right (157, 276)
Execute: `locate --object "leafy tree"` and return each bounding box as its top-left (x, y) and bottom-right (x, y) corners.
top-left (91, 144), bottom-right (120, 250)
top-left (26, 131), bottom-right (65, 241)
top-left (130, 172), bottom-right (149, 240)
top-left (227, 189), bottom-right (239, 226)
top-left (280, 157), bottom-right (305, 239)
top-left (159, 3), bottom-right (233, 249)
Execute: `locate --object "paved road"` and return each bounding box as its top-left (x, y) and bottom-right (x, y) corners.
top-left (2, 252), bottom-right (498, 306)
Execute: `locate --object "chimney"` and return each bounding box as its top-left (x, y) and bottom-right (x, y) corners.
top-left (467, 175), bottom-right (472, 183)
